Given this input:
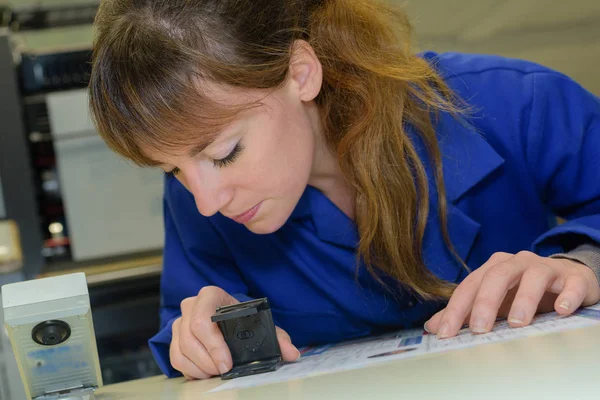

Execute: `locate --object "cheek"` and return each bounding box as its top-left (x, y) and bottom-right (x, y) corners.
top-left (238, 108), bottom-right (314, 194)
top-left (262, 112), bottom-right (314, 190)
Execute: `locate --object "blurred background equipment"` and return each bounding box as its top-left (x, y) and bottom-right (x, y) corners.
top-left (0, 180), bottom-right (4, 222)
top-left (6, 0), bottom-right (98, 31)
top-left (0, 220), bottom-right (22, 275)
top-left (0, 0), bottom-right (164, 393)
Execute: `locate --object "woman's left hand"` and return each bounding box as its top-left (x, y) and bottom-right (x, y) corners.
top-left (424, 251), bottom-right (600, 338)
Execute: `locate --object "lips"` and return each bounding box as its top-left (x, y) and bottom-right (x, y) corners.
top-left (230, 202), bottom-right (262, 224)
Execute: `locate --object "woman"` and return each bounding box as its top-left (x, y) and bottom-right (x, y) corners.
top-left (89, 0), bottom-right (600, 380)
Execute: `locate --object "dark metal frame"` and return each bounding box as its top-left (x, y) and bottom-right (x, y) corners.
top-left (0, 30), bottom-right (44, 279)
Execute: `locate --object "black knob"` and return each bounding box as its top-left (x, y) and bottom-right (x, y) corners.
top-left (32, 320), bottom-right (71, 346)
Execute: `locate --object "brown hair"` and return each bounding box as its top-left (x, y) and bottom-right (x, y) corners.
top-left (89, 0), bottom-right (466, 300)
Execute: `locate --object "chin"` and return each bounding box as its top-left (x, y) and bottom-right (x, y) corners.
top-left (245, 215), bottom-right (287, 235)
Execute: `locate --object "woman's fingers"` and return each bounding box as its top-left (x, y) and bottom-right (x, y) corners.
top-left (554, 274), bottom-right (589, 315)
top-left (507, 263), bottom-right (558, 327)
top-left (428, 252), bottom-right (513, 337)
top-left (276, 326), bottom-right (301, 362)
top-left (467, 253), bottom-right (536, 334)
top-left (170, 317), bottom-right (213, 379)
top-left (179, 309), bottom-right (221, 377)
top-left (189, 287), bottom-right (238, 375)
top-left (426, 252), bottom-right (600, 340)
top-left (423, 309), bottom-right (444, 333)
top-left (429, 276), bottom-right (478, 338)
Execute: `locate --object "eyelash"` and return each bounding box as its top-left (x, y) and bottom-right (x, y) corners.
top-left (164, 142), bottom-right (244, 177)
top-left (213, 142), bottom-right (244, 168)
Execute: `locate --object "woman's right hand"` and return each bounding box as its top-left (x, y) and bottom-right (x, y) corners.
top-left (170, 286), bottom-right (301, 380)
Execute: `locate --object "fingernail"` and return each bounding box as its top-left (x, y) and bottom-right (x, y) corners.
top-left (219, 362), bottom-right (230, 375)
top-left (508, 310), bottom-right (525, 325)
top-left (471, 316), bottom-right (488, 333)
top-left (559, 299), bottom-right (571, 310)
top-left (423, 323), bottom-right (431, 333)
top-left (294, 348), bottom-right (301, 360)
top-left (437, 323), bottom-right (450, 339)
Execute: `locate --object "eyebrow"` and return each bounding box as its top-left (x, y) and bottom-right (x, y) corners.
top-left (148, 138), bottom-right (218, 170)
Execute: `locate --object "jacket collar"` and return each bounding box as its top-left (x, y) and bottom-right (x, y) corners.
top-left (290, 111), bottom-right (504, 253)
top-left (435, 112), bottom-right (504, 202)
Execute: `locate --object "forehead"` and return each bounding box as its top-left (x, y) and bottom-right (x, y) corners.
top-left (208, 83), bottom-right (267, 106)
top-left (140, 84), bottom-right (282, 165)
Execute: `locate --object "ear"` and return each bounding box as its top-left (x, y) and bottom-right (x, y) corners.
top-left (288, 40), bottom-right (323, 102)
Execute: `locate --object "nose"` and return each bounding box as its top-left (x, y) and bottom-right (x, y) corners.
top-left (182, 167), bottom-right (232, 217)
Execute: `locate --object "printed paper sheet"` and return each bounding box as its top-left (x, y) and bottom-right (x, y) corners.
top-left (210, 303), bottom-right (600, 393)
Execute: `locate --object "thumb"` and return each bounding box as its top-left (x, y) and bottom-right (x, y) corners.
top-left (275, 326), bottom-right (301, 362)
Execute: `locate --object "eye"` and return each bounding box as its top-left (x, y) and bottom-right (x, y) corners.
top-left (213, 142), bottom-right (244, 168)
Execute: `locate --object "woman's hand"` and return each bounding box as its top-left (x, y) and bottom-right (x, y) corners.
top-left (424, 251), bottom-right (600, 338)
top-left (170, 286), bottom-right (301, 380)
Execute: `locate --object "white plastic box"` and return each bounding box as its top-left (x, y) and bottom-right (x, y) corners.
top-left (2, 273), bottom-right (102, 399)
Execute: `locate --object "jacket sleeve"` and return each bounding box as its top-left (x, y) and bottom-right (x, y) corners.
top-left (526, 71), bottom-right (600, 257)
top-left (148, 176), bottom-right (252, 378)
top-left (551, 243), bottom-right (600, 284)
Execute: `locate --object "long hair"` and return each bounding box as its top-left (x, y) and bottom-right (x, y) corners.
top-left (89, 0), bottom-right (465, 300)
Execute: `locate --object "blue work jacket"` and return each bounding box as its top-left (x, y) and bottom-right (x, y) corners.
top-left (149, 52), bottom-right (600, 377)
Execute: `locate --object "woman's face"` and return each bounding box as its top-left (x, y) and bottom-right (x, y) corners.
top-left (146, 77), bottom-right (321, 234)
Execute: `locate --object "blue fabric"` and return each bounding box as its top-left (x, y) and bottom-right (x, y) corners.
top-left (148, 51), bottom-right (600, 377)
